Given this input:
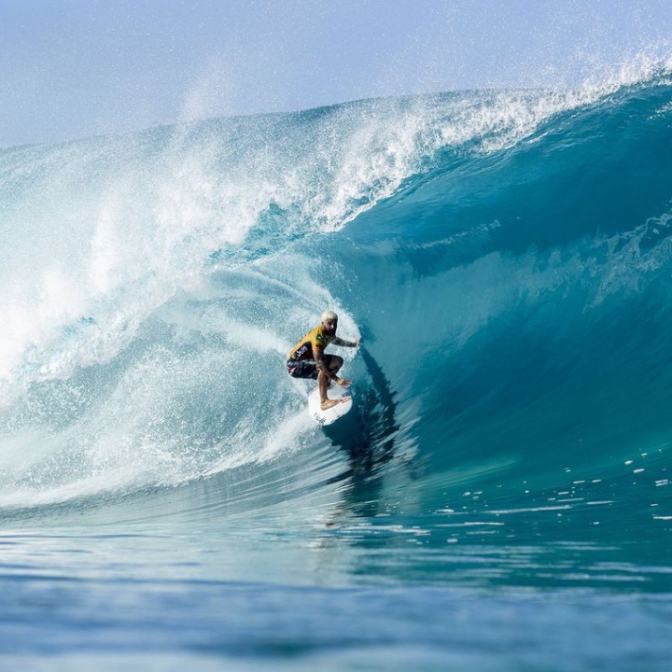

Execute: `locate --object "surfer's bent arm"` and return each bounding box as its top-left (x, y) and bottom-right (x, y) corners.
top-left (316, 350), bottom-right (338, 381)
top-left (333, 336), bottom-right (360, 348)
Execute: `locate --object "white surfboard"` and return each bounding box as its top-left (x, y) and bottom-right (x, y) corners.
top-left (308, 387), bottom-right (353, 426)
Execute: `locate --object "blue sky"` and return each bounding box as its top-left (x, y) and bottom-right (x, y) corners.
top-left (1, 0), bottom-right (672, 147)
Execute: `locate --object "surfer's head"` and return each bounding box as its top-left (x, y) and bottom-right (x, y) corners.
top-left (321, 310), bottom-right (338, 335)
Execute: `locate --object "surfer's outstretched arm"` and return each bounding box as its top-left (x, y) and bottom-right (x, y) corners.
top-left (333, 336), bottom-right (360, 348)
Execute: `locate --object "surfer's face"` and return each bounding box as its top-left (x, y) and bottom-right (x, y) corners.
top-left (323, 318), bottom-right (337, 335)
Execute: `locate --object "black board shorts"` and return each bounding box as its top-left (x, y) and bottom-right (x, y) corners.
top-left (287, 355), bottom-right (336, 380)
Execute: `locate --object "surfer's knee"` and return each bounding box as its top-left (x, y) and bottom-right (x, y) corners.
top-left (331, 356), bottom-right (343, 372)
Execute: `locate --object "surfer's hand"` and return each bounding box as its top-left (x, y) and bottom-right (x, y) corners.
top-left (353, 338), bottom-right (361, 347)
top-left (337, 377), bottom-right (352, 388)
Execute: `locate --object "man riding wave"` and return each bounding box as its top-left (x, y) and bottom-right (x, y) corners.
top-left (287, 311), bottom-right (360, 410)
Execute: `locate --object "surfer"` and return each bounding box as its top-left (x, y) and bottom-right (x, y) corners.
top-left (287, 311), bottom-right (360, 410)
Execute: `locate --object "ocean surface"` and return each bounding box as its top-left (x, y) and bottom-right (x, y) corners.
top-left (2, 61), bottom-right (672, 670)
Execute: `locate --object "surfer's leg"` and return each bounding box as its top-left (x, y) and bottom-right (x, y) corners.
top-left (322, 356), bottom-right (342, 389)
top-left (329, 355), bottom-right (344, 374)
top-left (318, 370), bottom-right (340, 410)
top-left (288, 360), bottom-right (318, 379)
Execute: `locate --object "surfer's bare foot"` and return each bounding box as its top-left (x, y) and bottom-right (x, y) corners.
top-left (321, 398), bottom-right (340, 411)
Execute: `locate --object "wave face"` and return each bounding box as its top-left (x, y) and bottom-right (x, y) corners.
top-left (3, 68), bottom-right (672, 567)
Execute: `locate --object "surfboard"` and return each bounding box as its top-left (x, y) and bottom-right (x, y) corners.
top-left (308, 387), bottom-right (353, 426)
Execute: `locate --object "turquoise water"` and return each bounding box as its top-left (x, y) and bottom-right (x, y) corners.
top-left (1, 64), bottom-right (672, 669)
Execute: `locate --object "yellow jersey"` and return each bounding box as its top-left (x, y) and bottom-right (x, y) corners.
top-left (287, 324), bottom-right (334, 362)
